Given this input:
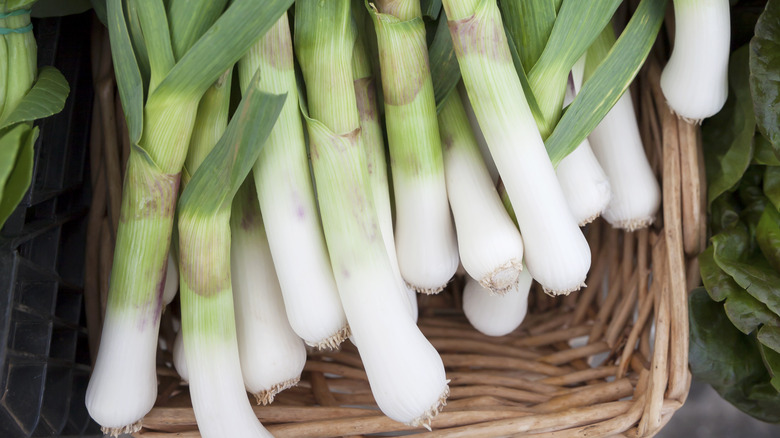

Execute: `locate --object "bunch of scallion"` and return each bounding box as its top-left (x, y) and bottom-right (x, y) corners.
top-left (85, 0), bottom-right (731, 436)
top-left (0, 0), bottom-right (69, 229)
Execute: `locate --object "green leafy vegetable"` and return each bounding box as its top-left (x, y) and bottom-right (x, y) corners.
top-left (753, 131), bottom-right (780, 165)
top-left (703, 45), bottom-right (756, 205)
top-left (700, 236), bottom-right (780, 334)
top-left (759, 325), bottom-right (780, 356)
top-left (758, 341), bottom-right (780, 391)
top-left (712, 227), bottom-right (780, 318)
top-left (699, 245), bottom-right (743, 302)
top-left (710, 193), bottom-right (742, 235)
top-left (765, 166), bottom-right (780, 210)
top-left (749, 0), bottom-right (780, 150)
top-left (724, 290), bottom-right (780, 336)
top-left (757, 206), bottom-right (780, 273)
top-left (689, 288), bottom-right (780, 423)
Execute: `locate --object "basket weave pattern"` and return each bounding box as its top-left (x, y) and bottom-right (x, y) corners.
top-left (83, 13), bottom-right (704, 438)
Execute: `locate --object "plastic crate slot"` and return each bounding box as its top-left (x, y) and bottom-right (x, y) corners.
top-left (54, 286), bottom-right (82, 326)
top-left (61, 369), bottom-right (98, 436)
top-left (17, 282), bottom-right (56, 317)
top-left (48, 325), bottom-right (77, 361)
top-left (56, 218), bottom-right (88, 286)
top-left (0, 359), bottom-right (46, 436)
top-left (33, 363), bottom-right (73, 437)
top-left (23, 227), bottom-right (61, 273)
top-left (10, 311), bottom-right (52, 358)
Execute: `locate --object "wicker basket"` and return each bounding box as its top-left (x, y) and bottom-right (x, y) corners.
top-left (82, 9), bottom-right (705, 438)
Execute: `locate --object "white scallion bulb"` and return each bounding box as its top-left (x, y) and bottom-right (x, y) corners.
top-left (231, 184), bottom-right (307, 405)
top-left (660, 0), bottom-right (730, 122)
top-left (588, 92), bottom-right (661, 230)
top-left (439, 90), bottom-right (524, 293)
top-left (463, 269), bottom-right (532, 337)
top-left (556, 57), bottom-right (611, 226)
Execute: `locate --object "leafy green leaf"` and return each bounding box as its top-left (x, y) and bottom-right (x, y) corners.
top-left (429, 10), bottom-right (460, 111)
top-left (710, 192), bottom-right (742, 235)
top-left (738, 166), bottom-right (771, 244)
top-left (0, 125), bottom-right (37, 228)
top-left (724, 290), bottom-right (780, 335)
top-left (689, 288), bottom-right (780, 423)
top-left (690, 287), bottom-right (768, 386)
top-left (700, 245), bottom-right (742, 302)
top-left (0, 67), bottom-right (69, 129)
top-left (759, 325), bottom-right (780, 356)
top-left (544, 0), bottom-right (666, 166)
top-left (749, 0), bottom-right (780, 149)
top-left (753, 131), bottom-right (780, 165)
top-left (758, 340), bottom-right (780, 392)
top-left (107, 0), bottom-right (144, 144)
top-left (713, 227), bottom-right (780, 318)
top-left (765, 165), bottom-right (780, 210)
top-left (703, 45), bottom-right (756, 205)
top-left (700, 240), bottom-right (780, 333)
top-left (178, 73), bottom-right (286, 216)
top-left (757, 206), bottom-right (780, 273)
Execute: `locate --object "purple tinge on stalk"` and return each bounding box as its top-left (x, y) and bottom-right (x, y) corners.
top-left (448, 10), bottom-right (508, 62)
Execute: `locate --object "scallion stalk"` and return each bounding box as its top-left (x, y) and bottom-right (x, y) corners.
top-left (438, 90), bottom-right (524, 294)
top-left (457, 83), bottom-right (497, 184)
top-left (230, 179), bottom-right (307, 405)
top-left (462, 267), bottom-right (531, 337)
top-left (0, 5), bottom-right (36, 120)
top-left (368, 0), bottom-right (459, 295)
top-left (442, 0), bottom-right (590, 295)
top-left (525, 0), bottom-right (622, 138)
top-left (352, 34), bottom-right (418, 319)
top-left (86, 1), bottom-right (293, 433)
top-left (660, 0), bottom-right (729, 122)
top-left (177, 73), bottom-right (285, 438)
top-left (584, 24), bottom-right (660, 231)
top-left (555, 56), bottom-right (611, 226)
top-left (238, 13), bottom-right (349, 349)
top-left (295, 0), bottom-right (448, 426)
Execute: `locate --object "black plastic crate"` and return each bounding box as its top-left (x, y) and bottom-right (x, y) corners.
top-left (0, 12), bottom-right (100, 438)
